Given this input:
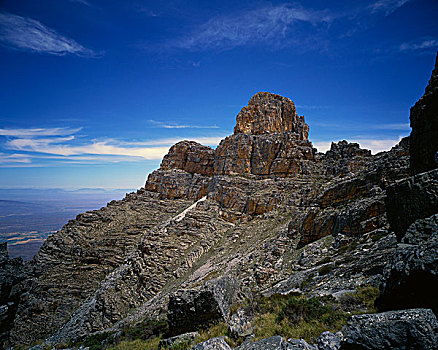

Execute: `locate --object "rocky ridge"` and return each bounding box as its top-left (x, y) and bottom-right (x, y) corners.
top-left (1, 54), bottom-right (437, 350)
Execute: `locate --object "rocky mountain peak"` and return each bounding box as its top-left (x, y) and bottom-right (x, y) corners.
top-left (234, 92), bottom-right (309, 139)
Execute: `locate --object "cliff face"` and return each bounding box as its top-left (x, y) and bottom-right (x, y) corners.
top-left (216, 92), bottom-right (315, 177)
top-left (2, 57), bottom-right (437, 349)
top-left (410, 55), bottom-right (438, 174)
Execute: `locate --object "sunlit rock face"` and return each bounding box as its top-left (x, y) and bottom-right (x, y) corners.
top-left (215, 92), bottom-right (316, 177)
top-left (234, 92), bottom-right (309, 138)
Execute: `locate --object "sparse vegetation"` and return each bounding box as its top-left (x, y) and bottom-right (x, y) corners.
top-left (316, 256), bottom-right (332, 266)
top-left (252, 293), bottom-right (347, 342)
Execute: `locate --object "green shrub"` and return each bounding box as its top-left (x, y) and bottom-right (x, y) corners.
top-left (253, 294), bottom-right (347, 342)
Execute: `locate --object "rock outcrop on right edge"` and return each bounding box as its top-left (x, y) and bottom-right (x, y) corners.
top-left (410, 53), bottom-right (438, 175)
top-left (385, 168), bottom-right (438, 241)
top-left (340, 309), bottom-right (438, 350)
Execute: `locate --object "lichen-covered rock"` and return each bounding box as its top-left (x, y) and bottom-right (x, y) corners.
top-left (410, 53), bottom-right (438, 175)
top-left (236, 335), bottom-right (288, 350)
top-left (191, 337), bottom-right (231, 350)
top-left (316, 331), bottom-right (342, 350)
top-left (286, 338), bottom-right (317, 350)
top-left (228, 308), bottom-right (254, 338)
top-left (167, 276), bottom-right (240, 336)
top-left (340, 308), bottom-right (438, 350)
top-left (376, 219), bottom-right (438, 314)
top-left (234, 92), bottom-right (308, 139)
top-left (385, 168), bottom-right (438, 241)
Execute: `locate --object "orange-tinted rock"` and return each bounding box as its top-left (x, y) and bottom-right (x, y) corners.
top-left (145, 141), bottom-right (214, 200)
top-left (234, 92), bottom-right (309, 139)
top-left (214, 132), bottom-right (316, 177)
top-left (161, 141), bottom-right (215, 176)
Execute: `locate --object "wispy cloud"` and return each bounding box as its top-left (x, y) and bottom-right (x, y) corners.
top-left (0, 13), bottom-right (99, 57)
top-left (170, 4), bottom-right (332, 51)
top-left (69, 0), bottom-right (91, 6)
top-left (148, 120), bottom-right (219, 129)
top-left (368, 0), bottom-right (412, 15)
top-left (0, 126), bottom-right (226, 167)
top-left (399, 39), bottom-right (438, 52)
top-left (0, 127), bottom-right (81, 137)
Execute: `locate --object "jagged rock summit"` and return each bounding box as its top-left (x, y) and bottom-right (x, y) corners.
top-left (2, 53), bottom-right (438, 350)
top-left (234, 92), bottom-right (309, 139)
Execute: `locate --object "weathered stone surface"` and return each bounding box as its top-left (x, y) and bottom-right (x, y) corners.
top-left (167, 276), bottom-right (239, 336)
top-left (159, 331), bottom-right (199, 349)
top-left (9, 191), bottom-right (193, 345)
top-left (376, 218), bottom-right (438, 315)
top-left (145, 141), bottom-right (214, 200)
top-left (214, 133), bottom-right (315, 177)
top-left (322, 141), bottom-right (372, 176)
top-left (286, 338), bottom-right (317, 350)
top-left (234, 92), bottom-right (308, 139)
top-left (228, 308), bottom-right (254, 338)
top-left (146, 169), bottom-right (210, 200)
top-left (410, 53), bottom-right (438, 175)
top-left (385, 168), bottom-right (438, 241)
top-left (316, 331), bottom-right (342, 350)
top-left (160, 141), bottom-right (215, 176)
top-left (340, 309), bottom-right (438, 350)
top-left (236, 336), bottom-right (287, 350)
top-left (191, 337), bottom-right (231, 350)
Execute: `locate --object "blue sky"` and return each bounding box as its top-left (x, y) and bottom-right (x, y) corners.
top-left (0, 0), bottom-right (437, 189)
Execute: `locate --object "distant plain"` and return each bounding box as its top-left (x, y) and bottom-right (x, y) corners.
top-left (0, 188), bottom-right (133, 260)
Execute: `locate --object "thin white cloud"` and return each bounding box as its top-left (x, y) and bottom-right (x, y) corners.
top-left (0, 127), bottom-right (226, 167)
top-left (368, 0), bottom-right (412, 15)
top-left (121, 136), bottom-right (225, 147)
top-left (7, 138), bottom-right (170, 159)
top-left (400, 39), bottom-right (438, 52)
top-left (148, 120), bottom-right (219, 129)
top-left (171, 4), bottom-right (332, 51)
top-left (0, 13), bottom-right (98, 57)
top-left (0, 127), bottom-right (81, 137)
top-left (69, 0), bottom-right (91, 6)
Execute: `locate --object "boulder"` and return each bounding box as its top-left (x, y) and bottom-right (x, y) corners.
top-left (191, 337), bottom-right (232, 350)
top-left (410, 53), bottom-right (438, 175)
top-left (228, 308), bottom-right (254, 338)
top-left (340, 308), bottom-right (438, 350)
top-left (316, 331), bottom-right (342, 350)
top-left (167, 276), bottom-right (240, 336)
top-left (385, 168), bottom-right (438, 241)
top-left (286, 338), bottom-right (317, 350)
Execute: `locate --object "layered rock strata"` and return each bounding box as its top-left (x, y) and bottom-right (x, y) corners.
top-left (5, 75), bottom-right (434, 349)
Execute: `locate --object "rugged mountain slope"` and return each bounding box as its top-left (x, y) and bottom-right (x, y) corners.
top-left (1, 55), bottom-right (437, 349)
